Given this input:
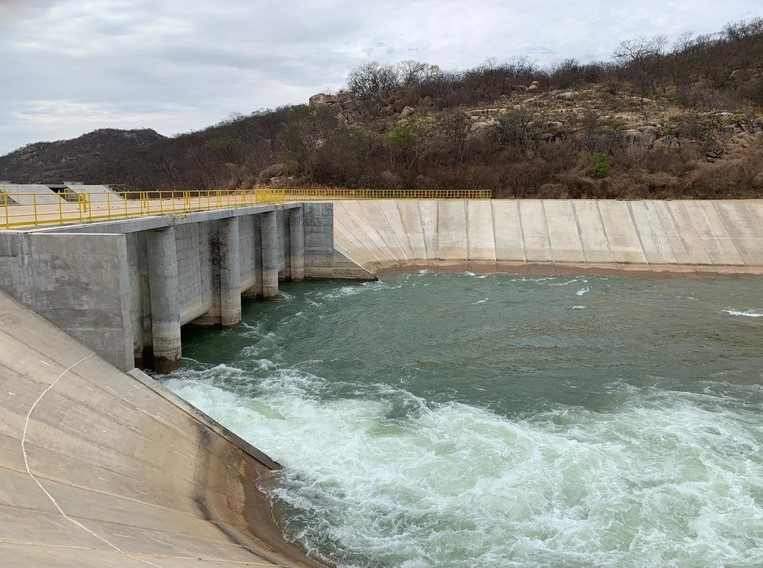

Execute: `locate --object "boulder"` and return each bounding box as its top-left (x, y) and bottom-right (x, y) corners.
top-left (653, 135), bottom-right (679, 149)
top-left (400, 106), bottom-right (416, 117)
top-left (309, 93), bottom-right (338, 108)
top-left (467, 122), bottom-right (494, 145)
top-left (706, 150), bottom-right (721, 162)
top-left (621, 129), bottom-right (649, 149)
top-left (640, 125), bottom-right (659, 145)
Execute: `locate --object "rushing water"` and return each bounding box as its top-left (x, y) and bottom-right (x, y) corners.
top-left (162, 272), bottom-right (763, 568)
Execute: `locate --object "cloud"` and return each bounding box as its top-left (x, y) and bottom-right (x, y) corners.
top-left (0, 0), bottom-right (760, 155)
top-left (11, 100), bottom-right (197, 127)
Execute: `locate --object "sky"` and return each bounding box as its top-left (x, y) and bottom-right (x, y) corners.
top-left (0, 0), bottom-right (759, 156)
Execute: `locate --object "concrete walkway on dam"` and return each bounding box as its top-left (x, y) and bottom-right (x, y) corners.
top-left (333, 199), bottom-right (763, 276)
top-left (0, 290), bottom-right (328, 568)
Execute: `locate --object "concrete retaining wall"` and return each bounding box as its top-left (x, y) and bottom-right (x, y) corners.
top-left (0, 232), bottom-right (134, 369)
top-left (334, 199), bottom-right (763, 275)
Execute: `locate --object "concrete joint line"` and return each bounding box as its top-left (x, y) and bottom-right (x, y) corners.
top-left (21, 352), bottom-right (163, 568)
top-left (710, 201), bottom-right (746, 265)
top-left (626, 201), bottom-right (650, 266)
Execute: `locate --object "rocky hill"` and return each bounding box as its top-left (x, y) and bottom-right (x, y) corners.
top-left (0, 128), bottom-right (165, 183)
top-left (2, 18), bottom-right (762, 198)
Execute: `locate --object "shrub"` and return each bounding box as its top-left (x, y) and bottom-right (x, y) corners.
top-left (586, 152), bottom-right (612, 178)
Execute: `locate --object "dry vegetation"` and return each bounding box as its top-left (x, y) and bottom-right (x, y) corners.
top-left (3, 18), bottom-right (763, 199)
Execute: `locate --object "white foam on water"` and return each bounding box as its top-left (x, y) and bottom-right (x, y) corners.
top-left (317, 281), bottom-right (399, 301)
top-left (519, 277), bottom-right (556, 283)
top-left (571, 305), bottom-right (587, 310)
top-left (237, 321), bottom-right (268, 340)
top-left (724, 309), bottom-right (763, 318)
top-left (576, 287), bottom-right (590, 296)
top-left (164, 372), bottom-right (763, 568)
top-left (550, 279), bottom-right (579, 287)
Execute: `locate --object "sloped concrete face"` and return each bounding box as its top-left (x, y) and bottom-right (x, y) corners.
top-left (0, 183), bottom-right (65, 205)
top-left (333, 199), bottom-right (763, 276)
top-left (63, 183), bottom-right (123, 203)
top-left (0, 290), bottom-right (328, 568)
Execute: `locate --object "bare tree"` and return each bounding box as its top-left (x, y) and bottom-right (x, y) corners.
top-left (614, 35), bottom-right (668, 96)
top-left (346, 62), bottom-right (401, 113)
top-left (440, 110), bottom-right (469, 164)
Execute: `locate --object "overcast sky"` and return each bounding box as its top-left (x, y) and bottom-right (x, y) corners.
top-left (0, 0), bottom-right (759, 156)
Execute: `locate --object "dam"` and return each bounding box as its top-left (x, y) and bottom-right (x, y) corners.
top-left (1, 193), bottom-right (762, 567)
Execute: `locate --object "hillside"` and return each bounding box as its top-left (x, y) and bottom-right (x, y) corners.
top-left (0, 128), bottom-right (165, 183)
top-left (2, 18), bottom-right (763, 198)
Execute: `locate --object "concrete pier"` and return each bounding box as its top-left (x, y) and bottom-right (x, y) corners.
top-left (146, 226), bottom-right (182, 373)
top-left (261, 210), bottom-right (279, 298)
top-left (220, 217), bottom-right (242, 326)
top-left (290, 206), bottom-right (306, 282)
top-left (242, 215), bottom-right (264, 299)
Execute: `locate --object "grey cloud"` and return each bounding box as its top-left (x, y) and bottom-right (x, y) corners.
top-left (0, 0), bottom-right (760, 155)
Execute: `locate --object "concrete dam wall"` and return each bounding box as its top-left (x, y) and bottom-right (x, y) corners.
top-left (0, 202), bottom-right (372, 373)
top-left (334, 199), bottom-right (763, 275)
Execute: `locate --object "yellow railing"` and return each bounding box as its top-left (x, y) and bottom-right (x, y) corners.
top-left (276, 188), bottom-right (493, 201)
top-left (0, 188), bottom-right (491, 229)
top-left (0, 189), bottom-right (285, 229)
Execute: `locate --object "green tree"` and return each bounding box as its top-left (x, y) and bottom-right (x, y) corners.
top-left (388, 117), bottom-right (433, 185)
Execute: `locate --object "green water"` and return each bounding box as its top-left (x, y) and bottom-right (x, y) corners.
top-left (163, 272), bottom-right (763, 567)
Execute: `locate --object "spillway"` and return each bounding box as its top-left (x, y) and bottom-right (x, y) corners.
top-left (1, 196), bottom-right (762, 567)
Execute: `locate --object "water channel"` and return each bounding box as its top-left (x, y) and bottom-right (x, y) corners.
top-left (162, 272), bottom-right (763, 567)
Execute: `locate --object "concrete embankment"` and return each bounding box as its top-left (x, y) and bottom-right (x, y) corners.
top-left (0, 289), bottom-right (328, 567)
top-left (334, 199), bottom-right (763, 276)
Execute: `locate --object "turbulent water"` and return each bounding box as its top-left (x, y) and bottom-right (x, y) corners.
top-left (162, 272), bottom-right (763, 568)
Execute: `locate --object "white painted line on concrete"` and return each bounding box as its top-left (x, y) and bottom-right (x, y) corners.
top-left (21, 352), bottom-right (165, 568)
